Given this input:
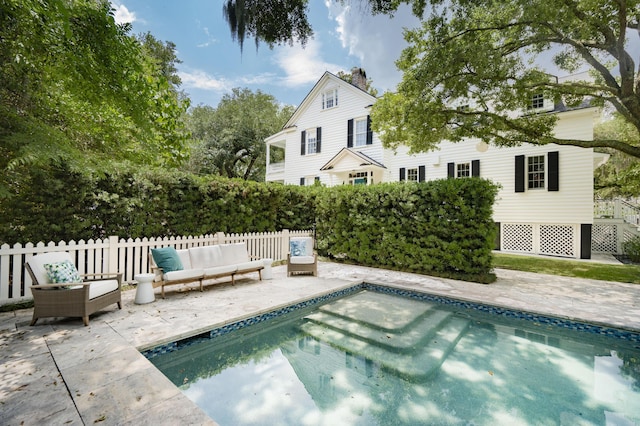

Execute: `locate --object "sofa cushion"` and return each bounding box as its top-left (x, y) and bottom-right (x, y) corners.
top-left (220, 243), bottom-right (250, 265)
top-left (289, 255), bottom-right (316, 265)
top-left (176, 249), bottom-right (192, 270)
top-left (203, 264), bottom-right (237, 278)
top-left (44, 260), bottom-right (82, 284)
top-left (88, 279), bottom-right (119, 299)
top-left (235, 260), bottom-right (264, 273)
top-left (189, 246), bottom-right (224, 269)
top-left (290, 237), bottom-right (313, 257)
top-left (151, 247), bottom-right (184, 273)
top-left (163, 268), bottom-right (204, 282)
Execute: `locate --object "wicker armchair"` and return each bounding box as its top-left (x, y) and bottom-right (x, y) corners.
top-left (25, 252), bottom-right (122, 326)
top-left (287, 237), bottom-right (318, 277)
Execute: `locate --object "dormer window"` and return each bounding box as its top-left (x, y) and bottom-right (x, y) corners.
top-left (322, 89), bottom-right (338, 109)
top-left (530, 93), bottom-right (545, 109)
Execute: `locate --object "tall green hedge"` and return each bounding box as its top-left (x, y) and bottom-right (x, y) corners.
top-left (1, 164), bottom-right (497, 282)
top-left (315, 179), bottom-right (499, 283)
top-left (0, 165), bottom-right (316, 244)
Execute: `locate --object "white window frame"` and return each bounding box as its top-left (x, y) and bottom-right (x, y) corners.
top-left (456, 163), bottom-right (470, 178)
top-left (528, 155), bottom-right (545, 189)
top-left (322, 88), bottom-right (338, 110)
top-left (355, 118), bottom-right (367, 146)
top-left (530, 93), bottom-right (544, 109)
top-left (407, 168), bottom-right (418, 182)
top-left (306, 129), bottom-right (317, 155)
top-left (348, 171), bottom-right (368, 185)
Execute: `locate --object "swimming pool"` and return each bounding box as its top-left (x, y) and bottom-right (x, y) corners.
top-left (145, 284), bottom-right (640, 425)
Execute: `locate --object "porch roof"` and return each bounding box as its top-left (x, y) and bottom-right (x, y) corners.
top-left (319, 148), bottom-right (386, 172)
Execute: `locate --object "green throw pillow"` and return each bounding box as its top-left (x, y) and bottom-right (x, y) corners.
top-left (151, 247), bottom-right (183, 273)
top-left (44, 260), bottom-right (82, 284)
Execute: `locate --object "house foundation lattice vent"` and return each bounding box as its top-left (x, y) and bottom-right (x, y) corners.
top-left (502, 224), bottom-right (534, 253)
top-left (592, 224), bottom-right (618, 253)
top-left (539, 225), bottom-right (574, 257)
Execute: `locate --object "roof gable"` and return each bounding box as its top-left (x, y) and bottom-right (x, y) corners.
top-left (320, 148), bottom-right (386, 172)
top-left (282, 72), bottom-right (377, 129)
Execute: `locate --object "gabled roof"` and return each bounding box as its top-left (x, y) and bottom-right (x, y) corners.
top-left (320, 148), bottom-right (386, 172)
top-left (282, 71), bottom-right (377, 130)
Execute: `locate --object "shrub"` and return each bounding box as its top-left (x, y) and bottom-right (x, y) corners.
top-left (623, 236), bottom-right (640, 262)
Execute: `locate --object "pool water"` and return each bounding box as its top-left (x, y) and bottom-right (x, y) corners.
top-left (149, 290), bottom-right (640, 425)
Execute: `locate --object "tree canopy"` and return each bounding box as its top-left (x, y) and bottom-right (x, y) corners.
top-left (223, 0), bottom-right (640, 160)
top-left (186, 88), bottom-right (294, 180)
top-left (0, 0), bottom-right (190, 198)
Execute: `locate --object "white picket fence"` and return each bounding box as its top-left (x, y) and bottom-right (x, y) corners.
top-left (0, 230), bottom-right (312, 305)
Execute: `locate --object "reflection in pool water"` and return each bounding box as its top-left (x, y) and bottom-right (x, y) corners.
top-left (149, 290), bottom-right (640, 425)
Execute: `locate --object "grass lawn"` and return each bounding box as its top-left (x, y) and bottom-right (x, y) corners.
top-left (493, 253), bottom-right (640, 284)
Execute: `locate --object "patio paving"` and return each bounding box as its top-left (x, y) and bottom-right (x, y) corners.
top-left (1, 260), bottom-right (639, 425)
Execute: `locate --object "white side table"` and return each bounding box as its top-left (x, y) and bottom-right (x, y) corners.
top-left (262, 258), bottom-right (273, 280)
top-left (134, 273), bottom-right (156, 304)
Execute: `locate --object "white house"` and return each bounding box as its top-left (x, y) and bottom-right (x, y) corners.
top-left (265, 69), bottom-right (607, 259)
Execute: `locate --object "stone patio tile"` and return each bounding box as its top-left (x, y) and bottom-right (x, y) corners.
top-left (122, 392), bottom-right (217, 426)
top-left (73, 361), bottom-right (183, 425)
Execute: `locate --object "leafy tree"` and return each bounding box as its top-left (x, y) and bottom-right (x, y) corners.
top-left (222, 0), bottom-right (640, 159)
top-left (0, 0), bottom-right (190, 198)
top-left (186, 88), bottom-right (294, 180)
top-left (594, 113), bottom-right (640, 197)
top-left (136, 31), bottom-right (182, 89)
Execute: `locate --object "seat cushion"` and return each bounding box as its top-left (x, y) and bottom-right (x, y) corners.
top-left (88, 279), bottom-right (119, 299)
top-left (235, 260), bottom-right (264, 272)
top-left (151, 247), bottom-right (184, 273)
top-left (163, 268), bottom-right (204, 282)
top-left (203, 264), bottom-right (237, 277)
top-left (220, 243), bottom-right (250, 265)
top-left (189, 245), bottom-right (224, 269)
top-left (289, 255), bottom-right (316, 265)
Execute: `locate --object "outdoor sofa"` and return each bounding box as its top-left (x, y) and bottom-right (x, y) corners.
top-left (25, 252), bottom-right (122, 326)
top-left (150, 242), bottom-right (264, 298)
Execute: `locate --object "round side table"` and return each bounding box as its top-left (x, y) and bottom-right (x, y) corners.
top-left (262, 258), bottom-right (273, 280)
top-left (134, 273), bottom-right (156, 304)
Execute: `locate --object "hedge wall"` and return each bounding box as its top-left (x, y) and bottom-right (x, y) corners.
top-left (315, 178), bottom-right (499, 283)
top-left (0, 165), bottom-right (316, 244)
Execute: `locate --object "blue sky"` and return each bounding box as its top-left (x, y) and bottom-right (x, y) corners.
top-left (112, 0), bottom-right (421, 108)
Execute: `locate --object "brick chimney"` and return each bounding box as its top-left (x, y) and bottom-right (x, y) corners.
top-left (351, 67), bottom-right (367, 91)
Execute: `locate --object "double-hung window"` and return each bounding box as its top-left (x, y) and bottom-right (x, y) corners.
top-left (456, 163), bottom-right (470, 178)
top-left (406, 168), bottom-right (418, 182)
top-left (528, 155), bottom-right (545, 189)
top-left (531, 93), bottom-right (544, 109)
top-left (307, 130), bottom-right (317, 155)
top-left (355, 118), bottom-right (368, 146)
top-left (322, 89), bottom-right (338, 109)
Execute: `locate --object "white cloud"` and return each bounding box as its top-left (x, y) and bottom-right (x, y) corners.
top-left (272, 38), bottom-right (344, 87)
top-left (111, 2), bottom-right (136, 25)
top-left (179, 68), bottom-right (231, 92)
top-left (325, 2), bottom-right (421, 94)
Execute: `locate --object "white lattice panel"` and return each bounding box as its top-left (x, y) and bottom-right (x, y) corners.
top-left (592, 224), bottom-right (618, 253)
top-left (539, 225), bottom-right (574, 257)
top-left (502, 224), bottom-right (534, 253)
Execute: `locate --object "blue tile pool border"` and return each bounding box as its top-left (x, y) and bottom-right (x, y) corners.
top-left (141, 282), bottom-right (640, 359)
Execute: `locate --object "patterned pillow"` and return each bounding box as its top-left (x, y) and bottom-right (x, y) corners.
top-left (290, 239), bottom-right (307, 257)
top-left (44, 260), bottom-right (82, 284)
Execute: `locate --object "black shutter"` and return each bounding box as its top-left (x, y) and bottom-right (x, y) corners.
top-left (418, 165), bottom-right (426, 182)
top-left (447, 162), bottom-right (455, 178)
top-left (300, 131), bottom-right (306, 156)
top-left (316, 127), bottom-right (322, 153)
top-left (515, 155), bottom-right (525, 192)
top-left (548, 151), bottom-right (559, 191)
top-left (366, 116), bottom-right (373, 145)
top-left (472, 160), bottom-right (480, 177)
top-left (399, 167), bottom-right (406, 181)
top-left (300, 177), bottom-right (305, 186)
top-left (347, 119), bottom-right (354, 148)
top-left (580, 224), bottom-right (592, 259)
